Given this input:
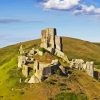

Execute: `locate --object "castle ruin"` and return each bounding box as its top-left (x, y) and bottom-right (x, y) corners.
top-left (40, 28), bottom-right (62, 53)
top-left (40, 28), bottom-right (69, 63)
top-left (18, 28), bottom-right (94, 84)
top-left (70, 59), bottom-right (94, 77)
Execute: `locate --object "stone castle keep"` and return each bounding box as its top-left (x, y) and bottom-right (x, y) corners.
top-left (41, 28), bottom-right (62, 53)
top-left (18, 28), bottom-right (94, 83)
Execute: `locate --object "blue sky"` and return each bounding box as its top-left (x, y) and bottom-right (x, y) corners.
top-left (0, 0), bottom-right (100, 47)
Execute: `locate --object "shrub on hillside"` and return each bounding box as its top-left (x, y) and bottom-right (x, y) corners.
top-left (38, 48), bottom-right (45, 53)
top-left (55, 92), bottom-right (88, 100)
top-left (54, 69), bottom-right (62, 75)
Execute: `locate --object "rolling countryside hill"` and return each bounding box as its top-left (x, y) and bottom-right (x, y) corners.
top-left (0, 37), bottom-right (100, 100)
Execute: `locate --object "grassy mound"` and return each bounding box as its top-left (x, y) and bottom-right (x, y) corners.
top-left (55, 92), bottom-right (88, 100)
top-left (0, 37), bottom-right (100, 100)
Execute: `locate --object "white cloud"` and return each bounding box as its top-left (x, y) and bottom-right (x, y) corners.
top-left (74, 5), bottom-right (100, 15)
top-left (43, 0), bottom-right (80, 10)
top-left (42, 0), bottom-right (100, 15)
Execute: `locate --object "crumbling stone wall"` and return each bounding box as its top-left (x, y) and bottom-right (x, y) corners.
top-left (19, 45), bottom-right (24, 55)
top-left (86, 61), bottom-right (94, 77)
top-left (40, 28), bottom-right (70, 63)
top-left (41, 28), bottom-right (56, 49)
top-left (40, 28), bottom-right (62, 53)
top-left (33, 59), bottom-right (60, 81)
top-left (55, 36), bottom-right (62, 51)
top-left (18, 28), bottom-right (95, 84)
top-left (22, 65), bottom-right (28, 77)
top-left (55, 49), bottom-right (70, 63)
top-left (18, 56), bottom-right (26, 68)
top-left (70, 59), bottom-right (94, 77)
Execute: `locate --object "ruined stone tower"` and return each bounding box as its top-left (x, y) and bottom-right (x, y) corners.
top-left (40, 28), bottom-right (62, 53)
top-left (19, 45), bottom-right (24, 55)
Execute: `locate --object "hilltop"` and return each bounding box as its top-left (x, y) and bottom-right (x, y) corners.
top-left (0, 37), bottom-right (100, 100)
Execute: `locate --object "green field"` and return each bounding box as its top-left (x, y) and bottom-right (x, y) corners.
top-left (0, 37), bottom-right (100, 100)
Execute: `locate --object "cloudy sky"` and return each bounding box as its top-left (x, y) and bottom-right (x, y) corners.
top-left (0, 0), bottom-right (100, 47)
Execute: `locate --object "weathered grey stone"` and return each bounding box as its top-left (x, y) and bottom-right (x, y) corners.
top-left (25, 57), bottom-right (34, 63)
top-left (18, 56), bottom-right (26, 68)
top-left (40, 28), bottom-right (62, 54)
top-left (51, 59), bottom-right (59, 65)
top-left (22, 65), bottom-right (29, 77)
top-left (55, 49), bottom-right (69, 63)
top-left (34, 60), bottom-right (50, 81)
top-left (70, 59), bottom-right (84, 69)
top-left (70, 59), bottom-right (94, 77)
top-left (41, 28), bottom-right (56, 49)
top-left (86, 61), bottom-right (94, 77)
top-left (19, 45), bottom-right (24, 55)
top-left (28, 75), bottom-right (40, 83)
top-left (28, 48), bottom-right (36, 57)
top-left (59, 65), bottom-right (66, 74)
top-left (55, 36), bottom-right (62, 51)
top-left (82, 63), bottom-right (87, 70)
top-left (19, 78), bottom-right (22, 83)
top-left (37, 49), bottom-right (44, 56)
top-left (33, 59), bottom-right (60, 82)
top-left (34, 60), bottom-right (39, 72)
top-left (25, 78), bottom-right (29, 83)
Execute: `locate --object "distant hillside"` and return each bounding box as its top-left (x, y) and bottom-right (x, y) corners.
top-left (62, 37), bottom-right (100, 66)
top-left (94, 43), bottom-right (100, 47)
top-left (0, 37), bottom-right (100, 100)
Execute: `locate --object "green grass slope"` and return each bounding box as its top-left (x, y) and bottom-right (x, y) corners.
top-left (62, 37), bottom-right (100, 68)
top-left (94, 43), bottom-right (100, 47)
top-left (0, 37), bottom-right (100, 100)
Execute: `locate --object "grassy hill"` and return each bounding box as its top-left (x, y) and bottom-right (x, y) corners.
top-left (0, 37), bottom-right (100, 100)
top-left (62, 37), bottom-right (100, 68)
